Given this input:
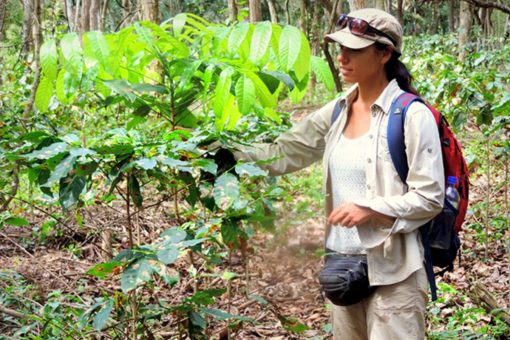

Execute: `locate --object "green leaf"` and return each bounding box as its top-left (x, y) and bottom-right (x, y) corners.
top-left (55, 70), bottom-right (70, 104)
top-left (235, 163), bottom-right (267, 177)
top-left (311, 56), bottom-right (334, 91)
top-left (59, 176), bottom-right (86, 210)
top-left (121, 259), bottom-right (154, 292)
top-left (84, 31), bottom-right (110, 68)
top-left (193, 159), bottom-right (217, 175)
top-left (172, 13), bottom-right (187, 36)
top-left (201, 308), bottom-right (234, 321)
top-left (60, 32), bottom-right (83, 76)
top-left (157, 245), bottom-right (179, 265)
top-left (293, 32), bottom-right (311, 82)
top-left (249, 21), bottom-right (272, 65)
top-left (128, 175), bottom-right (143, 208)
top-left (135, 158), bottom-right (157, 170)
top-left (228, 22), bottom-right (250, 56)
top-left (103, 80), bottom-right (136, 102)
top-left (246, 71), bottom-right (277, 108)
top-left (44, 155), bottom-right (76, 187)
top-left (86, 261), bottom-right (123, 279)
top-left (235, 75), bottom-right (256, 115)
top-left (189, 311), bottom-right (207, 329)
top-left (279, 26), bottom-right (302, 71)
top-left (92, 299), bottom-right (113, 331)
top-left (25, 142), bottom-right (68, 160)
top-left (4, 216), bottom-right (30, 226)
top-left (35, 76), bottom-right (53, 113)
top-left (213, 173), bottom-right (240, 210)
top-left (160, 228), bottom-right (187, 243)
top-left (40, 39), bottom-right (58, 81)
top-left (213, 67), bottom-right (233, 120)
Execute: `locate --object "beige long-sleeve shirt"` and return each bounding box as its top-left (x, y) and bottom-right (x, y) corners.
top-left (234, 79), bottom-right (444, 286)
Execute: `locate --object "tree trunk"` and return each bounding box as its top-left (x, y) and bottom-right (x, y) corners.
top-left (299, 0), bottom-right (307, 33)
top-left (62, 0), bottom-right (76, 32)
top-left (285, 0), bottom-right (290, 24)
top-left (386, 0), bottom-right (392, 14)
top-left (22, 0), bottom-right (34, 54)
top-left (448, 0), bottom-right (456, 32)
top-left (0, 0), bottom-right (6, 85)
top-left (430, 0), bottom-right (439, 34)
top-left (348, 0), bottom-right (365, 11)
top-left (142, 0), bottom-right (159, 22)
top-left (89, 0), bottom-right (100, 30)
top-left (228, 0), bottom-right (238, 22)
top-left (99, 0), bottom-right (109, 31)
top-left (459, 1), bottom-right (472, 61)
top-left (267, 0), bottom-right (278, 23)
top-left (396, 0), bottom-right (404, 24)
top-left (23, 0), bottom-right (43, 125)
top-left (375, 0), bottom-right (385, 10)
top-left (249, 0), bottom-right (262, 23)
top-left (81, 0), bottom-right (91, 33)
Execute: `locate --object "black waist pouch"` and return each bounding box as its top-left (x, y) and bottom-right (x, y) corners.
top-left (318, 254), bottom-right (375, 306)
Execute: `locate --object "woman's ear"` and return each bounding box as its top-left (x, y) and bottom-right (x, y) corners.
top-left (380, 47), bottom-right (393, 64)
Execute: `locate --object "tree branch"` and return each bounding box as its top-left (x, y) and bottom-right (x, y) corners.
top-left (462, 0), bottom-right (510, 15)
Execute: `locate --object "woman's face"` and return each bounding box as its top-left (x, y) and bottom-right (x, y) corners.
top-left (336, 45), bottom-right (390, 85)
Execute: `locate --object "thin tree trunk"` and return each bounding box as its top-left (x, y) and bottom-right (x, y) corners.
top-left (324, 0), bottom-right (342, 92)
top-left (386, 0), bottom-right (392, 14)
top-left (0, 0), bottom-right (6, 86)
top-left (23, 0), bottom-right (43, 125)
top-left (459, 0), bottom-right (472, 61)
top-left (285, 0), bottom-right (290, 24)
top-left (430, 0), bottom-right (439, 34)
top-left (348, 0), bottom-right (365, 11)
top-left (249, 0), bottom-right (262, 23)
top-left (100, 0), bottom-right (109, 31)
top-left (22, 0), bottom-right (34, 54)
top-left (81, 0), bottom-right (91, 33)
top-left (228, 0), bottom-right (238, 22)
top-left (375, 0), bottom-right (385, 10)
top-left (142, 0), bottom-right (159, 22)
top-left (448, 0), bottom-right (456, 32)
top-left (62, 0), bottom-right (75, 32)
top-left (267, 0), bottom-right (278, 23)
top-left (396, 0), bottom-right (404, 24)
top-left (299, 0), bottom-right (307, 33)
top-left (89, 0), bottom-right (100, 30)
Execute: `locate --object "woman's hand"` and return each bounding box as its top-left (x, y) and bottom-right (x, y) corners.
top-left (327, 203), bottom-right (396, 228)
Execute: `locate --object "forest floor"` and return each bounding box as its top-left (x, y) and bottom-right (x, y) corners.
top-left (1, 108), bottom-right (509, 339)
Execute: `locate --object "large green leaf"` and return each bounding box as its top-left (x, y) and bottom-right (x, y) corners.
top-left (86, 261), bottom-right (123, 279)
top-left (246, 71), bottom-right (277, 108)
top-left (156, 244), bottom-right (179, 265)
top-left (213, 173), bottom-right (240, 210)
top-left (44, 155), bottom-right (76, 187)
top-left (25, 142), bottom-right (68, 160)
top-left (249, 21), bottom-right (272, 65)
top-left (92, 299), bottom-right (113, 331)
top-left (235, 75), bottom-right (256, 115)
top-left (311, 56), bottom-right (334, 91)
top-left (60, 32), bottom-right (83, 76)
top-left (84, 31), bottom-right (110, 70)
top-left (4, 216), bottom-right (30, 226)
top-left (213, 67), bottom-right (233, 124)
top-left (278, 26), bottom-right (302, 71)
top-left (160, 228), bottom-right (187, 243)
top-left (40, 39), bottom-right (58, 81)
top-left (34, 76), bottom-right (53, 113)
top-left (121, 259), bottom-right (154, 292)
top-left (59, 175), bottom-right (86, 209)
top-left (128, 175), bottom-right (143, 208)
top-left (228, 22), bottom-right (250, 57)
top-left (293, 32), bottom-right (311, 82)
top-left (172, 13), bottom-right (187, 36)
top-left (103, 80), bottom-right (136, 102)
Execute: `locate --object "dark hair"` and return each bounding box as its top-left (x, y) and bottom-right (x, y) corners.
top-left (375, 42), bottom-right (420, 96)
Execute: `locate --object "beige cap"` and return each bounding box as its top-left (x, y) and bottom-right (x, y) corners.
top-left (325, 8), bottom-right (403, 54)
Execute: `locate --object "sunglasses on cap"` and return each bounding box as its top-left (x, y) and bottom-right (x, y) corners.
top-left (337, 14), bottom-right (397, 47)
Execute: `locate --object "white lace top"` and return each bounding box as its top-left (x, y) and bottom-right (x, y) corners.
top-left (326, 132), bottom-right (369, 254)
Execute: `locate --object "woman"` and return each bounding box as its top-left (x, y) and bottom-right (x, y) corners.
top-left (232, 8), bottom-right (444, 339)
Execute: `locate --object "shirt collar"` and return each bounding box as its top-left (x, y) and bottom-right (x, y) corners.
top-left (337, 79), bottom-right (402, 115)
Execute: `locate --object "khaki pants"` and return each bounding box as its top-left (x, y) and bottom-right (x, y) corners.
top-left (331, 267), bottom-right (428, 340)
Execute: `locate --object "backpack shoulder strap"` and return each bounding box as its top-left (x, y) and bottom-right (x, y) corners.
top-left (330, 99), bottom-right (343, 126)
top-left (387, 92), bottom-right (425, 184)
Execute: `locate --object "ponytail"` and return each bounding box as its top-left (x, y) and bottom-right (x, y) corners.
top-left (375, 42), bottom-right (420, 96)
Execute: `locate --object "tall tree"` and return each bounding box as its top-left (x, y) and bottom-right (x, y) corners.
top-left (448, 0), bottom-right (457, 32)
top-left (22, 0), bottom-right (34, 53)
top-left (375, 0), bottom-right (386, 10)
top-left (396, 0), bottom-right (404, 24)
top-left (459, 1), bottom-right (472, 61)
top-left (142, 0), bottom-right (159, 22)
top-left (228, 0), bottom-right (238, 22)
top-left (430, 0), bottom-right (440, 34)
top-left (266, 0), bottom-right (278, 23)
top-left (299, 0), bottom-right (307, 32)
top-left (81, 0), bottom-right (91, 32)
top-left (0, 0), bottom-right (5, 85)
top-left (249, 0), bottom-right (262, 22)
top-left (348, 0), bottom-right (365, 11)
